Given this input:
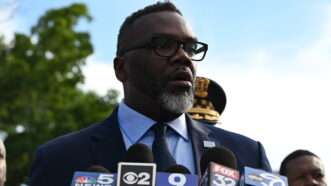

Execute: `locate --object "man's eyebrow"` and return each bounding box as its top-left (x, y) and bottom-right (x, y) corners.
top-left (312, 168), bottom-right (324, 174)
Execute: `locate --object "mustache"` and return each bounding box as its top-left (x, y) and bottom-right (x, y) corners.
top-left (168, 66), bottom-right (195, 83)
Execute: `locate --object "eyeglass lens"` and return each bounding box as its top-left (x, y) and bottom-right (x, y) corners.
top-left (152, 37), bottom-right (206, 61)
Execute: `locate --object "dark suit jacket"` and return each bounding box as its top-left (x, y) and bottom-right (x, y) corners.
top-left (29, 108), bottom-right (271, 186)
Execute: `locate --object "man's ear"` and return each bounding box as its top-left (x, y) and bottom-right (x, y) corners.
top-left (114, 56), bottom-right (127, 82)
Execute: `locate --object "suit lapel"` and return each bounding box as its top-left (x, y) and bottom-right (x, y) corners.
top-left (188, 117), bottom-right (245, 173)
top-left (89, 108), bottom-right (127, 172)
top-left (186, 115), bottom-right (220, 176)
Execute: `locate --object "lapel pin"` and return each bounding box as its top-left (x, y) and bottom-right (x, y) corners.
top-left (203, 140), bottom-right (216, 148)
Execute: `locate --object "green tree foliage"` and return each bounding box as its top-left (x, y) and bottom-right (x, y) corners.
top-left (0, 3), bottom-right (118, 185)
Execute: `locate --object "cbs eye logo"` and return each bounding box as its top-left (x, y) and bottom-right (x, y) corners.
top-left (117, 162), bottom-right (156, 186)
top-left (122, 172), bottom-right (151, 185)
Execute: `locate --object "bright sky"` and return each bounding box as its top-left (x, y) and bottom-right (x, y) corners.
top-left (1, 0), bottom-right (330, 181)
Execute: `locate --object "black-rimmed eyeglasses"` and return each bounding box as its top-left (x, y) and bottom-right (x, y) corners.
top-left (119, 36), bottom-right (208, 61)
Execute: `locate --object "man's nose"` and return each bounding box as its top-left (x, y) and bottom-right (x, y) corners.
top-left (170, 44), bottom-right (192, 65)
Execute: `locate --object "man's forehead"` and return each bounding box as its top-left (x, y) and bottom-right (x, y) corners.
top-left (132, 11), bottom-right (196, 40)
top-left (288, 155), bottom-right (325, 173)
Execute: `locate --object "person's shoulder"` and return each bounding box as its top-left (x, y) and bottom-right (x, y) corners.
top-left (195, 120), bottom-right (258, 145)
top-left (29, 122), bottom-right (112, 186)
top-left (39, 110), bottom-right (118, 152)
top-left (189, 114), bottom-right (271, 171)
top-left (38, 122), bottom-right (102, 153)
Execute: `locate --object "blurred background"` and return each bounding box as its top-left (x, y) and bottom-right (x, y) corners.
top-left (1, 0), bottom-right (330, 185)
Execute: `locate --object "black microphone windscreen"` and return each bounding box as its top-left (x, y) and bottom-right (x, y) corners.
top-left (124, 143), bottom-right (154, 163)
top-left (200, 147), bottom-right (237, 175)
top-left (165, 164), bottom-right (191, 174)
top-left (86, 165), bottom-right (110, 173)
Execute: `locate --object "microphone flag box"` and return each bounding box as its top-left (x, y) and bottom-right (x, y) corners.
top-left (156, 172), bottom-right (199, 186)
top-left (209, 162), bottom-right (240, 186)
top-left (117, 162), bottom-right (157, 186)
top-left (240, 167), bottom-right (288, 186)
top-left (200, 161), bottom-right (239, 186)
top-left (71, 171), bottom-right (117, 186)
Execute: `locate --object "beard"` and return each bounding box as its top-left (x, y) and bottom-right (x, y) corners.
top-left (158, 87), bottom-right (194, 114)
top-left (130, 61), bottom-right (195, 114)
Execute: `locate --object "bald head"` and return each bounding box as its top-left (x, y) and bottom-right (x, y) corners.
top-left (117, 2), bottom-right (182, 56)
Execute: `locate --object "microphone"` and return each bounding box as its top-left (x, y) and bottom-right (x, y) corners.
top-left (119, 144), bottom-right (199, 186)
top-left (200, 147), bottom-right (237, 175)
top-left (199, 147), bottom-right (240, 186)
top-left (165, 164), bottom-right (191, 174)
top-left (86, 165), bottom-right (111, 173)
top-left (117, 143), bottom-right (157, 186)
top-left (239, 167), bottom-right (288, 186)
top-left (124, 143), bottom-right (154, 163)
top-left (71, 165), bottom-right (116, 186)
top-left (156, 164), bottom-right (198, 186)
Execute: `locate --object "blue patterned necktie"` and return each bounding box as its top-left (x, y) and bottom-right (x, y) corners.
top-left (152, 123), bottom-right (176, 171)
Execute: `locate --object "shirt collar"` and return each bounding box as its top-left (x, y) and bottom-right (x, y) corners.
top-left (166, 113), bottom-right (189, 141)
top-left (118, 101), bottom-right (189, 144)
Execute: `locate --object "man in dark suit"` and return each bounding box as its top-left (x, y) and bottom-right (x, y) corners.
top-left (29, 2), bottom-right (271, 185)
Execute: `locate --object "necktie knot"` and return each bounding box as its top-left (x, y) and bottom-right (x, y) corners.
top-left (152, 123), bottom-right (167, 137)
